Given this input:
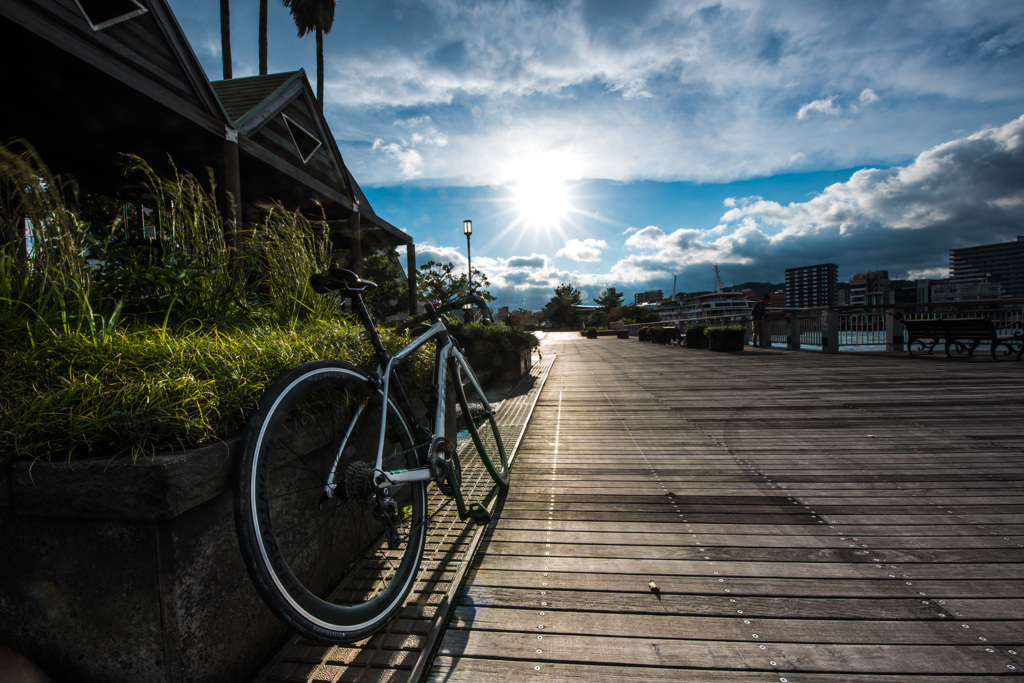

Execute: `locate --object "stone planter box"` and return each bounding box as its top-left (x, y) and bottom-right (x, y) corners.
top-left (0, 379), bottom-right (457, 683)
top-left (648, 327), bottom-right (680, 345)
top-left (708, 328), bottom-right (746, 352)
top-left (0, 441), bottom-right (285, 683)
top-left (685, 327), bottom-right (709, 349)
top-left (454, 336), bottom-right (533, 387)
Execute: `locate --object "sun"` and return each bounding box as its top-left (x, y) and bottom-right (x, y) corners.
top-left (504, 152), bottom-right (579, 231)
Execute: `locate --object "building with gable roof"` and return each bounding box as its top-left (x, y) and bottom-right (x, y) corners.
top-left (1, 0), bottom-right (415, 305)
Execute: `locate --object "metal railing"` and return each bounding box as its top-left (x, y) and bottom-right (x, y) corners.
top-left (621, 298), bottom-right (1023, 353)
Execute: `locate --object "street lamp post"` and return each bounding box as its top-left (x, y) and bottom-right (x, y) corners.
top-left (463, 219), bottom-right (472, 322)
top-left (463, 219), bottom-right (473, 292)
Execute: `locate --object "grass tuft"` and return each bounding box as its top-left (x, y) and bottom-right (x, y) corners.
top-left (0, 142), bottom-right (431, 461)
top-left (1, 320), bottom-right (431, 461)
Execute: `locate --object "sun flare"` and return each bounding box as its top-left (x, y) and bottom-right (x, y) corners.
top-left (504, 153), bottom-right (579, 230)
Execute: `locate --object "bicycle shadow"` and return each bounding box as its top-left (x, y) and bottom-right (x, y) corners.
top-left (423, 508), bottom-right (500, 683)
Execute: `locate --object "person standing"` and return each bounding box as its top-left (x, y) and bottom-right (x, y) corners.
top-left (751, 294), bottom-right (770, 347)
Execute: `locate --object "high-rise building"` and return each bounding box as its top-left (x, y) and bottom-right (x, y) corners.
top-left (849, 270), bottom-right (891, 308)
top-left (785, 263), bottom-right (838, 308)
top-left (634, 290), bottom-right (664, 305)
top-left (949, 236), bottom-right (1024, 298)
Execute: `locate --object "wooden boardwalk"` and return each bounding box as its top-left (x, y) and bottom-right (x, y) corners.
top-left (429, 332), bottom-right (1024, 681)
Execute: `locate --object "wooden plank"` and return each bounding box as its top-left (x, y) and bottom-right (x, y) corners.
top-left (449, 607), bottom-right (1024, 644)
top-left (464, 570), bottom-right (1024, 598)
top-left (437, 630), bottom-right (1016, 675)
top-left (456, 586), bottom-right (1024, 621)
top-left (489, 529), bottom-right (1024, 549)
top-left (430, 657), bottom-right (1013, 683)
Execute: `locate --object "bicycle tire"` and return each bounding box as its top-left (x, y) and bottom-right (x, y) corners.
top-left (234, 360), bottom-right (427, 643)
top-left (449, 355), bottom-right (510, 489)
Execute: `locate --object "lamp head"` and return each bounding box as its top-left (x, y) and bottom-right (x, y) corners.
top-left (463, 219), bottom-right (472, 236)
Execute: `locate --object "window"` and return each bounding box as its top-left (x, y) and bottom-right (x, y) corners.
top-left (283, 114), bottom-right (322, 164)
top-left (75, 0), bottom-right (148, 31)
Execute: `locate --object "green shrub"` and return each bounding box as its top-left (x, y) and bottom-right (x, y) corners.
top-left (451, 321), bottom-right (539, 351)
top-left (586, 327), bottom-right (598, 339)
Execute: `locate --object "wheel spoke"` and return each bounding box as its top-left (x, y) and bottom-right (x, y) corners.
top-left (236, 362), bottom-right (426, 642)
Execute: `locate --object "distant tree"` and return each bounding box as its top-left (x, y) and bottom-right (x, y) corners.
top-left (281, 0), bottom-right (337, 110)
top-left (594, 286), bottom-right (624, 313)
top-left (259, 0), bottom-right (268, 75)
top-left (220, 0), bottom-right (232, 79)
top-left (417, 260), bottom-right (495, 305)
top-left (585, 309), bottom-right (609, 329)
top-left (505, 309), bottom-right (531, 328)
top-left (361, 246), bottom-right (408, 321)
top-left (541, 282), bottom-right (583, 329)
top-left (614, 304), bottom-right (660, 325)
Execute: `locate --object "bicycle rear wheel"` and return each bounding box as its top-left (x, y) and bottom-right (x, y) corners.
top-left (449, 355), bottom-right (510, 488)
top-left (235, 360), bottom-right (427, 643)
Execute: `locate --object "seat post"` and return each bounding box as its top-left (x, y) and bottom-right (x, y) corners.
top-left (348, 292), bottom-right (391, 367)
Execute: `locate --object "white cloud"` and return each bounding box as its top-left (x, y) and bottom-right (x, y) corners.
top-left (906, 267), bottom-right (949, 280)
top-left (506, 255), bottom-right (547, 269)
top-left (393, 116), bottom-right (434, 127)
top-left (609, 77), bottom-right (653, 100)
top-left (415, 244), bottom-right (466, 268)
top-left (173, 0), bottom-right (1024, 187)
top-left (430, 116), bottom-right (1021, 305)
top-left (371, 139), bottom-right (425, 179)
top-left (632, 115), bottom-right (1024, 280)
top-left (859, 88), bottom-right (879, 105)
top-left (485, 115), bottom-right (1023, 303)
top-left (797, 96), bottom-right (841, 120)
top-left (556, 238), bottom-right (608, 262)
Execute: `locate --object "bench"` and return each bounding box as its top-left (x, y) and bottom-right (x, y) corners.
top-left (902, 317), bottom-right (1023, 360)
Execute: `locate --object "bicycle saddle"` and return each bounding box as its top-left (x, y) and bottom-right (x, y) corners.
top-left (310, 267), bottom-right (377, 293)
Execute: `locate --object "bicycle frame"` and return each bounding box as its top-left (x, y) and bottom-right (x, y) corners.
top-left (322, 309), bottom-right (496, 499)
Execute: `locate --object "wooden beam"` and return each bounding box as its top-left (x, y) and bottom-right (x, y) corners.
top-left (223, 127), bottom-right (244, 281)
top-left (407, 242), bottom-right (417, 316)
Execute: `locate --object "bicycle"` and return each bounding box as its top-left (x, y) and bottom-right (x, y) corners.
top-left (234, 267), bottom-right (510, 643)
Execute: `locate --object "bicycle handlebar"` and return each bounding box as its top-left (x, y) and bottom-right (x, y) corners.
top-left (395, 295), bottom-right (493, 332)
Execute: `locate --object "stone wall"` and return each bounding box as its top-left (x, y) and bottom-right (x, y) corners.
top-left (0, 441), bottom-right (285, 683)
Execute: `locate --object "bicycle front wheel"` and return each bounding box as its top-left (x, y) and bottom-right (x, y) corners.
top-left (235, 360), bottom-right (427, 643)
top-left (450, 355), bottom-right (510, 489)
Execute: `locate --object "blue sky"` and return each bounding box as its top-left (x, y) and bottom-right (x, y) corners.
top-left (168, 0), bottom-right (1024, 310)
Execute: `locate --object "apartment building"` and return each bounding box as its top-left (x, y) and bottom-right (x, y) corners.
top-left (784, 264), bottom-right (838, 308)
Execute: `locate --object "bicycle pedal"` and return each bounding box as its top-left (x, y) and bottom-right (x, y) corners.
top-left (466, 503), bottom-right (491, 525)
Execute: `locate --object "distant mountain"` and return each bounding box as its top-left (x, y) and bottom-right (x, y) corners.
top-left (722, 281), bottom-right (784, 297)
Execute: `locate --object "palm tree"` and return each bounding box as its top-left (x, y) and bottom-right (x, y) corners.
top-left (220, 0), bottom-right (232, 79)
top-left (259, 0), bottom-right (268, 75)
top-left (281, 0), bottom-right (337, 110)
